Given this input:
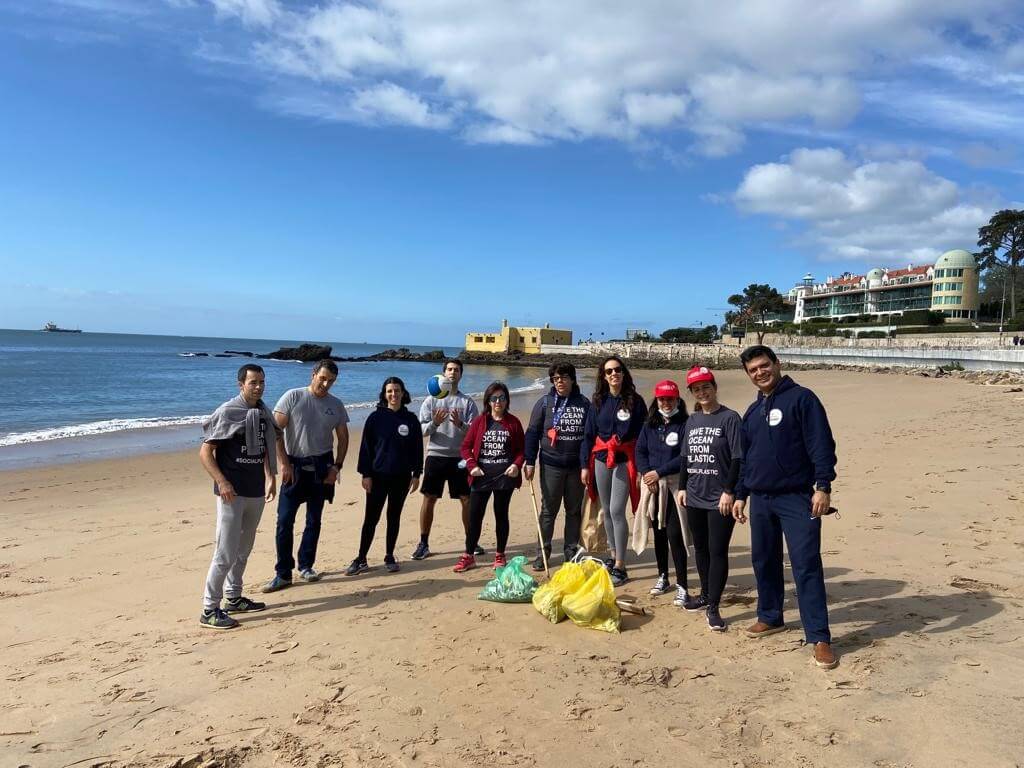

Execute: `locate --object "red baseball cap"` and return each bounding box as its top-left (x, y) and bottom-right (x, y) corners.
top-left (653, 380), bottom-right (680, 399)
top-left (686, 365), bottom-right (716, 388)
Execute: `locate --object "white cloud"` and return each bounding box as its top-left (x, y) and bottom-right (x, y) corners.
top-left (351, 82), bottom-right (451, 128)
top-left (181, 0), bottom-right (1021, 151)
top-left (735, 147), bottom-right (993, 262)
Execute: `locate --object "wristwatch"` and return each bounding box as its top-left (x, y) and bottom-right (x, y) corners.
top-left (814, 482), bottom-right (831, 494)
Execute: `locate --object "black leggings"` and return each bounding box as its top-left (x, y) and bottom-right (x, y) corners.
top-left (685, 505), bottom-right (736, 607)
top-left (358, 474), bottom-right (411, 559)
top-left (652, 494), bottom-right (687, 587)
top-left (466, 489), bottom-right (512, 555)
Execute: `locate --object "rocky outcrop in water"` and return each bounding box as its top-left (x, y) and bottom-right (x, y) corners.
top-left (258, 344), bottom-right (333, 362)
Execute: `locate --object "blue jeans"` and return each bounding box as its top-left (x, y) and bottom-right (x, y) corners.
top-left (749, 491), bottom-right (831, 643)
top-left (275, 470), bottom-right (327, 577)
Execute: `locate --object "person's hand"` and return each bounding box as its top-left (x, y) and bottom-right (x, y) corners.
top-left (811, 490), bottom-right (831, 518)
top-left (361, 476), bottom-right (373, 493)
top-left (218, 481), bottom-right (237, 503)
top-left (281, 463), bottom-right (294, 486)
top-left (432, 408), bottom-right (448, 426)
top-left (732, 499), bottom-right (747, 524)
top-left (449, 409), bottom-right (464, 429)
top-left (580, 468), bottom-right (590, 486)
top-left (470, 466), bottom-right (485, 477)
top-left (409, 476), bottom-right (420, 494)
top-left (642, 470), bottom-right (659, 489)
top-left (718, 491), bottom-right (735, 517)
top-left (504, 464), bottom-right (520, 478)
top-left (523, 465), bottom-right (535, 482)
top-left (325, 466), bottom-right (340, 485)
top-left (676, 490), bottom-right (687, 509)
top-left (265, 475), bottom-right (277, 503)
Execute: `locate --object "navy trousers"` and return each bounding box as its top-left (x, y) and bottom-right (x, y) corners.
top-left (275, 470), bottom-right (327, 577)
top-left (749, 491), bottom-right (831, 644)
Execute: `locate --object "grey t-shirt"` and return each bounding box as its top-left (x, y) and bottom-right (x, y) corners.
top-left (418, 391), bottom-right (479, 458)
top-left (274, 387), bottom-right (349, 458)
top-left (682, 406), bottom-right (743, 510)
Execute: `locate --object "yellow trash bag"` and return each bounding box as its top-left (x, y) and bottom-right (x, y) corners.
top-left (532, 561), bottom-right (586, 624)
top-left (562, 560), bottom-right (621, 634)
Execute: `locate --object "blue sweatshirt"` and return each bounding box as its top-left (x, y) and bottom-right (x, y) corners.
top-left (524, 388), bottom-right (591, 469)
top-left (357, 406), bottom-right (424, 478)
top-left (580, 393), bottom-right (649, 466)
top-left (735, 376), bottom-right (836, 499)
top-left (635, 410), bottom-right (688, 478)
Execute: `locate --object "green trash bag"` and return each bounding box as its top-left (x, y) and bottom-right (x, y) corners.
top-left (478, 555), bottom-right (537, 603)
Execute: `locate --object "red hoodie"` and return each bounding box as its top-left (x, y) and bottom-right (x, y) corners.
top-left (461, 412), bottom-right (526, 489)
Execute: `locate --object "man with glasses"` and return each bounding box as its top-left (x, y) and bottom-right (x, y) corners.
top-left (524, 362), bottom-right (591, 570)
top-left (732, 345), bottom-right (839, 669)
top-left (263, 359), bottom-right (350, 592)
top-left (412, 358), bottom-right (480, 560)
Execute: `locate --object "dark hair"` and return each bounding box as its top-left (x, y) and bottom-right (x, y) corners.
top-left (739, 345), bottom-right (779, 370)
top-left (593, 355), bottom-right (637, 411)
top-left (237, 363), bottom-right (265, 383)
top-left (313, 359), bottom-right (339, 376)
top-left (548, 361), bottom-right (580, 395)
top-left (483, 380), bottom-right (511, 417)
top-left (377, 376), bottom-right (411, 408)
top-left (442, 358), bottom-right (464, 375)
top-left (647, 392), bottom-right (688, 427)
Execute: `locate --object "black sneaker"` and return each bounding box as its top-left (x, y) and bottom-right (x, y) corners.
top-left (563, 546), bottom-right (580, 562)
top-left (474, 545), bottom-right (487, 556)
top-left (532, 555), bottom-right (547, 572)
top-left (610, 567), bottom-right (629, 587)
top-left (384, 555), bottom-right (400, 573)
top-left (706, 605), bottom-right (726, 632)
top-left (345, 558), bottom-right (369, 576)
top-left (603, 557), bottom-right (615, 571)
top-left (649, 574), bottom-right (672, 595)
top-left (411, 541), bottom-right (431, 560)
top-left (224, 596), bottom-right (266, 613)
top-left (199, 608), bottom-right (239, 630)
top-left (682, 593), bottom-right (709, 612)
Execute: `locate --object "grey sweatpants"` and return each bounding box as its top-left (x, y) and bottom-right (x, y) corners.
top-left (203, 495), bottom-right (265, 610)
top-left (538, 463), bottom-right (585, 558)
top-left (594, 461), bottom-right (630, 563)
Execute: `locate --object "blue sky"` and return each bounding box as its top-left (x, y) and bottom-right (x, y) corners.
top-left (1, 0), bottom-right (1022, 345)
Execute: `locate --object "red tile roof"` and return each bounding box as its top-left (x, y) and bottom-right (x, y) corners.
top-left (885, 265), bottom-right (930, 279)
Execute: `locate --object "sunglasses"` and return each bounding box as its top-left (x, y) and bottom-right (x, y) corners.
top-left (489, 394), bottom-right (508, 403)
top-left (604, 366), bottom-right (623, 376)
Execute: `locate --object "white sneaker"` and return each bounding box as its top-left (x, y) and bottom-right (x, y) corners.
top-left (649, 574), bottom-right (672, 595)
top-left (672, 585), bottom-right (688, 607)
top-left (299, 568), bottom-right (322, 582)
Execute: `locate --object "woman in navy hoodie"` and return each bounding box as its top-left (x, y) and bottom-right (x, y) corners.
top-left (635, 380), bottom-right (689, 601)
top-left (581, 356), bottom-right (648, 586)
top-left (347, 377), bottom-right (423, 575)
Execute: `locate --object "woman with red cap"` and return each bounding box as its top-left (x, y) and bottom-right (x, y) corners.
top-left (635, 380), bottom-right (691, 601)
top-left (676, 365), bottom-right (744, 631)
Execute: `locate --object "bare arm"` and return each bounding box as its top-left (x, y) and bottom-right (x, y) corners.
top-left (274, 411), bottom-right (292, 484)
top-left (335, 423), bottom-right (350, 468)
top-left (199, 442), bottom-right (235, 502)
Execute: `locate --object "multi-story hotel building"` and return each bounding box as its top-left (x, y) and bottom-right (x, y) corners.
top-left (792, 249), bottom-right (980, 324)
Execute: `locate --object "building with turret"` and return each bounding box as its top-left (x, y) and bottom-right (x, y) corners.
top-left (465, 320), bottom-right (572, 353)
top-left (792, 249), bottom-right (979, 324)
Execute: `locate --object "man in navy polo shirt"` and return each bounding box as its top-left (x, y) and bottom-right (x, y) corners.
top-left (733, 345), bottom-right (838, 670)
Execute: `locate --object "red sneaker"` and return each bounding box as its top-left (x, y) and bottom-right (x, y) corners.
top-left (493, 552), bottom-right (507, 569)
top-left (453, 554), bottom-right (476, 573)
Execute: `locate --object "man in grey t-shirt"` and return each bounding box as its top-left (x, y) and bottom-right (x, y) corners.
top-left (263, 359), bottom-right (350, 592)
top-left (410, 358), bottom-right (480, 560)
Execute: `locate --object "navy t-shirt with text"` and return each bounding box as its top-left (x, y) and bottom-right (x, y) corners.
top-left (682, 406), bottom-right (743, 510)
top-left (212, 416), bottom-right (267, 498)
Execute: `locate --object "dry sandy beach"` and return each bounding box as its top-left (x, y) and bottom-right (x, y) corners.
top-left (2, 369), bottom-right (1023, 768)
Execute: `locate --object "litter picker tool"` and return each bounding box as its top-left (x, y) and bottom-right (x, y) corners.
top-left (528, 482), bottom-right (550, 579)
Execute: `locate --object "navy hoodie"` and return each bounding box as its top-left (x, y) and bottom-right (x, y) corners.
top-left (357, 405), bottom-right (424, 478)
top-left (635, 409), bottom-right (688, 478)
top-left (580, 393), bottom-right (649, 466)
top-left (735, 376), bottom-right (836, 499)
top-left (524, 387), bottom-right (592, 469)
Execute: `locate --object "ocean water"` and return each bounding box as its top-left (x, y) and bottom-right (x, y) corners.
top-left (0, 330), bottom-right (548, 468)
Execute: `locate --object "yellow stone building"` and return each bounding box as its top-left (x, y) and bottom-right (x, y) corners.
top-left (465, 320), bottom-right (572, 354)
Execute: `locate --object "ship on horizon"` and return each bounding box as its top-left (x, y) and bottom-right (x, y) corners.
top-left (42, 322), bottom-right (82, 333)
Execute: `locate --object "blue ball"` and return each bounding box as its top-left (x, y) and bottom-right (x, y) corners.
top-left (427, 374), bottom-right (450, 398)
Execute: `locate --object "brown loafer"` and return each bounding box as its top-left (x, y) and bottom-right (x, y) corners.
top-left (813, 642), bottom-right (838, 669)
top-left (744, 621), bottom-right (787, 638)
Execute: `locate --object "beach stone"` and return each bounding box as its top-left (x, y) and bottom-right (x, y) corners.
top-left (259, 344), bottom-right (332, 362)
